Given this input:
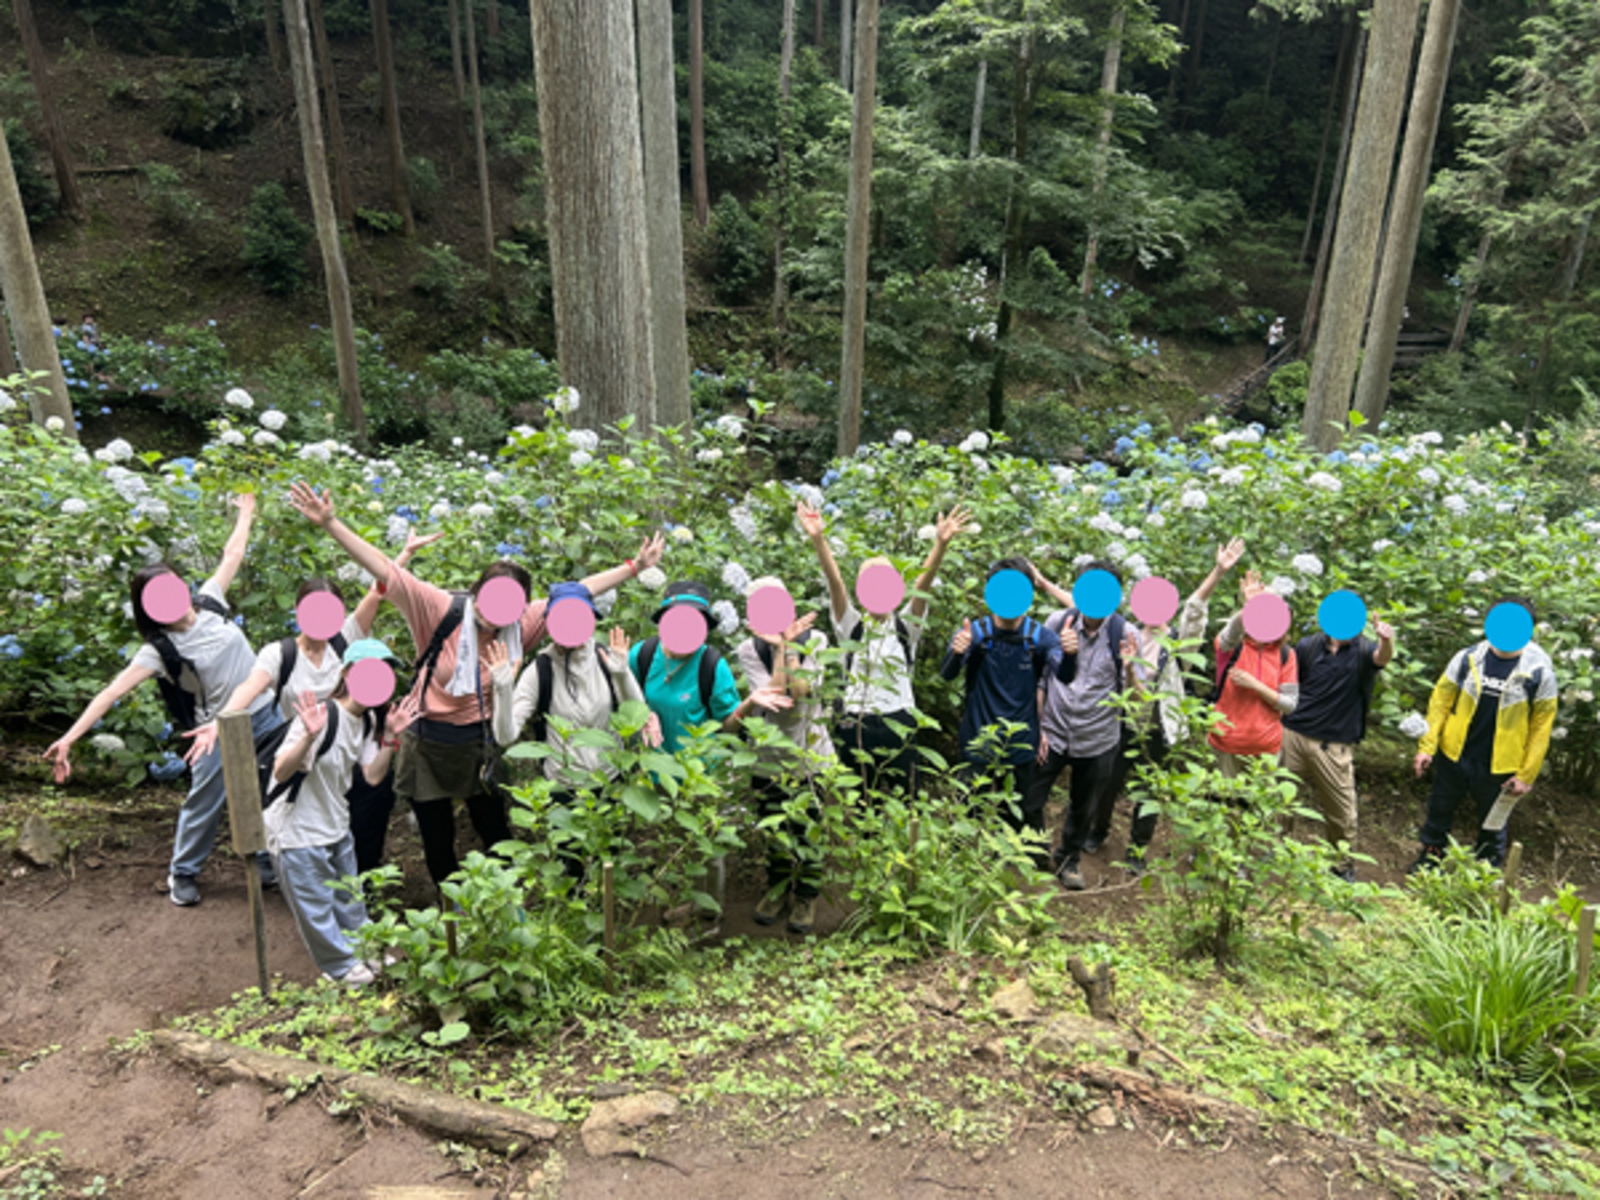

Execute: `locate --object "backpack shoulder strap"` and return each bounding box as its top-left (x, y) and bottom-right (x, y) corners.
top-left (267, 702), bottom-right (339, 805)
top-left (274, 636), bottom-right (298, 706)
top-left (1211, 642), bottom-right (1245, 704)
top-left (634, 637), bottom-right (660, 687)
top-left (150, 633), bottom-right (200, 729)
top-left (755, 638), bottom-right (775, 676)
top-left (319, 701), bottom-right (341, 758)
top-left (413, 593), bottom-right (468, 699)
top-left (698, 646), bottom-right (723, 713)
top-left (197, 594), bottom-right (229, 619)
top-left (527, 653), bottom-right (557, 741)
top-left (330, 632), bottom-right (349, 659)
top-left (891, 615), bottom-right (913, 667)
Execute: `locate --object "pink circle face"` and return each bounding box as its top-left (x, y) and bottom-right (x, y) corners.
top-left (477, 576), bottom-right (527, 628)
top-left (1242, 593), bottom-right (1293, 643)
top-left (1129, 577), bottom-right (1181, 627)
top-left (659, 605), bottom-right (708, 656)
top-left (856, 563), bottom-right (906, 616)
top-left (141, 573), bottom-right (191, 624)
top-left (547, 597), bottom-right (597, 648)
top-left (347, 658), bottom-right (396, 707)
top-left (747, 585), bottom-right (796, 638)
top-left (296, 590), bottom-right (346, 640)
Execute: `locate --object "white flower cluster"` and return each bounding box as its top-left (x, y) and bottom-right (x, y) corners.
top-left (917, 524), bottom-right (938, 541)
top-left (958, 431), bottom-right (990, 454)
top-left (259, 410), bottom-right (287, 432)
top-left (429, 501), bottom-right (451, 520)
top-left (1088, 512), bottom-right (1120, 533)
top-left (1414, 430), bottom-right (1445, 446)
top-left (892, 429), bottom-right (914, 447)
top-left (466, 502), bottom-right (494, 520)
top-left (1371, 539), bottom-right (1395, 553)
top-left (0, 390), bottom-right (14, 414)
top-left (1398, 712), bottom-right (1430, 739)
top-left (91, 733), bottom-right (126, 754)
top-left (1147, 512), bottom-right (1166, 529)
top-left (1050, 464), bottom-right (1074, 487)
top-left (567, 429), bottom-right (600, 453)
top-left (1218, 467), bottom-right (1246, 487)
top-left (638, 566), bottom-right (667, 590)
top-left (1268, 575), bottom-right (1297, 597)
top-left (385, 515), bottom-right (411, 545)
top-left (1465, 569), bottom-right (1489, 585)
top-left (1418, 466), bottom-right (1441, 487)
top-left (714, 414), bottom-right (745, 439)
top-left (1306, 471), bottom-right (1342, 493)
top-left (711, 599), bottom-right (740, 637)
top-left (134, 497), bottom-right (172, 525)
top-left (1291, 552), bottom-right (1324, 576)
top-left (105, 467), bottom-right (150, 504)
top-left (730, 505), bottom-right (758, 542)
top-left (671, 526), bottom-right (694, 543)
top-left (792, 483), bottom-right (824, 511)
top-left (551, 386), bottom-right (581, 414)
top-left (1211, 427), bottom-right (1261, 450)
top-left (570, 450), bottom-right (594, 468)
top-left (253, 430), bottom-right (281, 448)
top-left (224, 388), bottom-right (254, 411)
top-left (721, 562), bottom-right (751, 593)
top-left (94, 438), bottom-right (135, 464)
top-left (696, 448), bottom-right (723, 464)
top-left (1442, 494), bottom-right (1469, 516)
top-left (218, 428), bottom-right (246, 447)
top-left (61, 498), bottom-right (89, 517)
top-left (337, 561), bottom-right (374, 588)
top-left (1180, 488), bottom-right (1208, 510)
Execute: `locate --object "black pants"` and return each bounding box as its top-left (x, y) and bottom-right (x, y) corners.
top-left (408, 792), bottom-right (513, 887)
top-left (1099, 723), bottom-right (1168, 853)
top-left (1027, 743), bottom-right (1122, 867)
top-left (833, 710), bottom-right (919, 798)
top-left (347, 769), bottom-right (397, 876)
top-left (754, 777), bottom-right (821, 900)
top-left (1420, 752), bottom-right (1512, 865)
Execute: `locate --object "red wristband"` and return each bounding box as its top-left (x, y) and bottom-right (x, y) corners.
top-left (375, 580), bottom-right (388, 596)
top-left (627, 558), bottom-right (638, 576)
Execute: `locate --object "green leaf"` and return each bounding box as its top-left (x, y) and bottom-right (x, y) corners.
top-left (434, 1021), bottom-right (470, 1045)
top-left (621, 785), bottom-right (662, 821)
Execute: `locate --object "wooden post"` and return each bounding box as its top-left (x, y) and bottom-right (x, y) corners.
top-left (602, 859), bottom-right (616, 992)
top-left (1499, 840), bottom-right (1523, 916)
top-left (1574, 906), bottom-right (1596, 999)
top-left (445, 915), bottom-right (458, 959)
top-left (218, 711), bottom-right (270, 998)
top-left (906, 816), bottom-right (919, 894)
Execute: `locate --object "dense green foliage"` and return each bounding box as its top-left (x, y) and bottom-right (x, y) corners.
top-left (240, 183), bottom-right (312, 297)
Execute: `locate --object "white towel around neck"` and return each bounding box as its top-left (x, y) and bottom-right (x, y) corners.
top-left (447, 595), bottom-right (524, 697)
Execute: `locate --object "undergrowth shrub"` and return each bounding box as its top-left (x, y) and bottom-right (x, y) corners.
top-left (242, 183), bottom-right (312, 297)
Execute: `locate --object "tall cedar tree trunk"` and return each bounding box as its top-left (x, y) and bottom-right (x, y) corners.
top-left (370, 0), bottom-right (414, 235)
top-left (463, 0), bottom-right (494, 265)
top-left (969, 58), bottom-right (987, 157)
top-left (1353, 0), bottom-right (1461, 425)
top-left (836, 0), bottom-right (879, 457)
top-left (636, 0), bottom-right (692, 426)
top-left (688, 0), bottom-right (709, 228)
top-left (1300, 0), bottom-right (1420, 451)
top-left (772, 0), bottom-right (796, 339)
top-left (1302, 25), bottom-right (1365, 341)
top-left (0, 133), bottom-right (71, 434)
top-left (308, 0), bottom-right (356, 223)
top-left (528, 0), bottom-right (658, 429)
top-left (1300, 12), bottom-right (1354, 263)
top-left (1081, 3), bottom-right (1126, 298)
top-left (1182, 0), bottom-right (1207, 112)
top-left (987, 36), bottom-right (1036, 434)
top-left (815, 0), bottom-right (823, 47)
top-left (12, 0), bottom-right (82, 220)
top-left (283, 0), bottom-right (365, 442)
top-left (264, 0), bottom-right (287, 72)
top-left (0, 310), bottom-right (19, 378)
top-left (839, 0), bottom-right (852, 90)
top-left (447, 0), bottom-right (466, 102)
top-left (484, 0), bottom-right (498, 38)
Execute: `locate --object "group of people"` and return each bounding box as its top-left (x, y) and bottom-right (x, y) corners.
top-left (41, 483), bottom-right (1560, 984)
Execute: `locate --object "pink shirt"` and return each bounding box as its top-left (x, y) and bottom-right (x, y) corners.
top-left (386, 565), bottom-right (548, 725)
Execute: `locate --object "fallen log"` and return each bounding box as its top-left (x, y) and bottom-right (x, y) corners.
top-left (151, 1029), bottom-right (559, 1152)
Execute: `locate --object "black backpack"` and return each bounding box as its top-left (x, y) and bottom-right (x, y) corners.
top-left (1210, 640), bottom-right (1292, 704)
top-left (150, 594), bottom-right (231, 731)
top-left (529, 648), bottom-right (620, 742)
top-left (272, 633), bottom-right (351, 709)
top-left (412, 593), bottom-right (470, 703)
top-left (265, 701), bottom-right (342, 806)
top-left (840, 613), bottom-right (913, 683)
top-left (1044, 609), bottom-right (1131, 689)
top-left (632, 637), bottom-right (723, 715)
top-left (964, 615), bottom-right (1050, 686)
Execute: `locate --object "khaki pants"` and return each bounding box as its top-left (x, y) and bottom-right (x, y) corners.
top-left (1279, 727), bottom-right (1358, 851)
top-left (1213, 750), bottom-right (1280, 779)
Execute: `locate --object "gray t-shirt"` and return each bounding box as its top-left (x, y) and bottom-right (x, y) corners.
top-left (253, 614), bottom-right (365, 722)
top-left (132, 577), bottom-right (272, 723)
top-left (1040, 611), bottom-right (1122, 758)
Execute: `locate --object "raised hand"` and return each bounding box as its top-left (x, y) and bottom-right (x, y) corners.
top-left (398, 528), bottom-right (445, 567)
top-left (230, 493), bottom-right (258, 517)
top-left (935, 504), bottom-right (975, 544)
top-left (385, 693), bottom-right (422, 739)
top-left (608, 626), bottom-right (631, 661)
top-left (482, 639), bottom-right (512, 673)
top-left (181, 720), bottom-right (220, 766)
top-left (288, 481), bottom-right (335, 528)
top-left (42, 739), bottom-right (73, 784)
top-left (781, 611), bottom-right (818, 644)
top-left (1060, 624), bottom-right (1080, 655)
top-left (1216, 537), bottom-right (1246, 573)
top-left (1374, 619), bottom-right (1396, 642)
top-left (746, 684), bottom-right (795, 714)
top-left (796, 501), bottom-right (826, 540)
top-left (295, 689), bottom-right (327, 738)
top-left (1240, 569), bottom-right (1265, 602)
top-left (951, 618), bottom-right (973, 656)
top-left (635, 532), bottom-right (667, 570)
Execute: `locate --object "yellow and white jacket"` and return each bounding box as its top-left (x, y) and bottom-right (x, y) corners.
top-left (1419, 640), bottom-right (1559, 784)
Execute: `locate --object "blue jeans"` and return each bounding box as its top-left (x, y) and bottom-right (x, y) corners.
top-left (274, 834), bottom-right (368, 978)
top-left (170, 704), bottom-right (284, 879)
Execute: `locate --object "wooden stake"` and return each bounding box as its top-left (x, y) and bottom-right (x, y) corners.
top-left (602, 860), bottom-right (616, 993)
top-left (907, 816), bottom-right (919, 893)
top-left (217, 711), bottom-right (270, 997)
top-left (1575, 906), bottom-right (1597, 999)
top-left (1499, 840), bottom-right (1523, 916)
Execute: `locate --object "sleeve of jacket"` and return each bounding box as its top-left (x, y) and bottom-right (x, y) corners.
top-left (939, 643), bottom-right (966, 681)
top-left (1419, 651), bottom-right (1463, 757)
top-left (1518, 663), bottom-right (1561, 784)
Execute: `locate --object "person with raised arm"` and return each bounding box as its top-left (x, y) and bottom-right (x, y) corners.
top-left (797, 501), bottom-right (972, 795)
top-left (43, 494), bottom-right (282, 907)
top-left (288, 480), bottom-right (665, 889)
top-left (1210, 568), bottom-right (1300, 774)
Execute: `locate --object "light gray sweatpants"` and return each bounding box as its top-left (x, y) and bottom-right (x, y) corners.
top-left (273, 834), bottom-right (368, 979)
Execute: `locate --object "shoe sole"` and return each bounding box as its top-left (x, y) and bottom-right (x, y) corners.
top-left (752, 913), bottom-right (780, 927)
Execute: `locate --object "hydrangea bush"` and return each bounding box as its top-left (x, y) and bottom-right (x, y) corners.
top-left (4, 392), bottom-right (1599, 787)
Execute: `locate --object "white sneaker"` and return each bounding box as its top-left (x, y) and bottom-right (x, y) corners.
top-left (323, 962), bottom-right (377, 986)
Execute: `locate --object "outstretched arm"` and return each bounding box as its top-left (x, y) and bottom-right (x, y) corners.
top-left (579, 533), bottom-right (666, 597)
top-left (798, 502), bottom-right (850, 624)
top-left (211, 493), bottom-right (258, 598)
top-left (909, 505), bottom-right (973, 622)
top-left (1189, 537), bottom-right (1245, 606)
top-left (1027, 559), bottom-right (1074, 610)
top-left (289, 482), bottom-right (394, 588)
top-left (353, 529), bottom-right (443, 633)
top-left (42, 664), bottom-right (158, 782)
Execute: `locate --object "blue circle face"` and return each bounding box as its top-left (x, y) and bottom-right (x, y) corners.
top-left (1318, 590), bottom-right (1368, 641)
top-left (1073, 569), bottom-right (1124, 620)
top-left (984, 569), bottom-right (1035, 620)
top-left (1485, 602), bottom-right (1533, 654)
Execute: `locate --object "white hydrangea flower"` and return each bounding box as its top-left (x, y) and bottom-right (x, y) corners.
top-left (696, 448), bottom-right (724, 464)
top-left (1398, 712), bottom-right (1430, 739)
top-left (1180, 489), bottom-right (1208, 510)
top-left (1123, 526), bottom-right (1141, 541)
top-left (1465, 569), bottom-right (1488, 585)
top-left (592, 587), bottom-right (617, 616)
top-left (1106, 540), bottom-right (1129, 560)
top-left (61, 498), bottom-right (88, 516)
top-left (730, 507), bottom-right (759, 542)
top-left (1371, 539), bottom-right (1394, 553)
top-left (337, 561), bottom-right (374, 588)
top-left (224, 388), bottom-right (254, 410)
top-left (1307, 472), bottom-right (1342, 492)
top-left (253, 430), bottom-right (281, 448)
top-left (298, 440), bottom-right (331, 463)
top-left (112, 474), bottom-right (150, 505)
top-left (715, 414), bottom-right (745, 439)
top-left (638, 566), bottom-right (667, 590)
top-left (1218, 467), bottom-right (1246, 487)
top-left (1552, 726), bottom-right (1570, 740)
top-left (793, 483), bottom-right (824, 510)
top-left (104, 438), bottom-right (135, 462)
top-left (1417, 431), bottom-right (1444, 445)
top-left (484, 470), bottom-right (506, 485)
top-left (1073, 552), bottom-right (1096, 569)
top-left (551, 386), bottom-right (581, 414)
top-left (135, 537), bottom-right (164, 565)
top-left (1418, 466), bottom-right (1441, 486)
top-left (45, 415), bottom-right (64, 433)
top-left (218, 428), bottom-right (246, 447)
top-left (569, 449), bottom-right (593, 469)
top-left (385, 515), bottom-right (410, 545)
top-left (1211, 433), bottom-right (1231, 451)
top-left (0, 389), bottom-right (14, 414)
top-left (892, 429), bottom-right (914, 446)
top-left (1291, 553), bottom-right (1324, 576)
top-left (135, 498), bottom-right (171, 525)
top-left (259, 410), bottom-right (287, 432)
top-left (671, 526), bottom-right (694, 543)
top-left (91, 733), bottom-right (126, 754)
top-left (451, 436), bottom-right (464, 448)
top-left (567, 429), bottom-right (600, 453)
top-left (712, 599), bottom-right (740, 637)
top-left (428, 501), bottom-right (451, 520)
top-left (1442, 494), bottom-right (1469, 516)
top-left (510, 424), bottom-right (537, 440)
top-left (467, 502), bottom-right (494, 520)
top-left (1051, 464), bottom-right (1074, 486)
top-left (1147, 512), bottom-right (1166, 529)
top-left (1125, 553), bottom-right (1151, 580)
top-left (960, 430), bottom-right (991, 453)
top-left (1089, 512), bottom-right (1121, 533)
top-left (721, 562), bottom-right (751, 592)
top-left (1268, 575), bottom-right (1297, 597)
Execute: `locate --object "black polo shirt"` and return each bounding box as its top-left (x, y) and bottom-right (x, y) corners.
top-left (1283, 634), bottom-right (1380, 745)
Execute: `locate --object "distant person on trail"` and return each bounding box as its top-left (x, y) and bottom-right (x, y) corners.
top-left (43, 494), bottom-right (283, 908)
top-left (1410, 598), bottom-right (1558, 871)
top-left (288, 480), bottom-right (665, 891)
top-left (1210, 570), bottom-right (1299, 774)
top-left (1280, 615), bottom-right (1396, 881)
top-left (797, 500), bottom-right (973, 796)
top-left (1266, 316), bottom-right (1286, 363)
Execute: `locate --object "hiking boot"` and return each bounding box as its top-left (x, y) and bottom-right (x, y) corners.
top-left (753, 889), bottom-right (786, 927)
top-left (1057, 860), bottom-right (1086, 892)
top-left (1120, 852), bottom-right (1146, 879)
top-left (1407, 845), bottom-right (1445, 876)
top-left (1331, 864), bottom-right (1356, 883)
top-left (1083, 836), bottom-right (1105, 855)
top-left (257, 860), bottom-right (279, 891)
top-left (787, 896), bottom-right (818, 934)
top-left (168, 873), bottom-right (201, 907)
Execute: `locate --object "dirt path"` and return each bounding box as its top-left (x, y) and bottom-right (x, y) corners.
top-left (0, 819), bottom-right (1383, 1199)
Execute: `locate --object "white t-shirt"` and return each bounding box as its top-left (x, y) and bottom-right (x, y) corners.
top-left (132, 577), bottom-right (272, 723)
top-left (830, 600), bottom-right (922, 716)
top-left (736, 635), bottom-right (835, 773)
top-left (264, 701), bottom-right (378, 853)
top-left (253, 615), bottom-right (366, 721)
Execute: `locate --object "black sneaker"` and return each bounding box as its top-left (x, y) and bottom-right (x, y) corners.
top-left (1083, 836), bottom-right (1105, 855)
top-left (168, 873), bottom-right (201, 906)
top-left (1057, 860), bottom-right (1086, 891)
top-left (1407, 846), bottom-right (1445, 876)
top-left (1331, 864), bottom-right (1356, 884)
